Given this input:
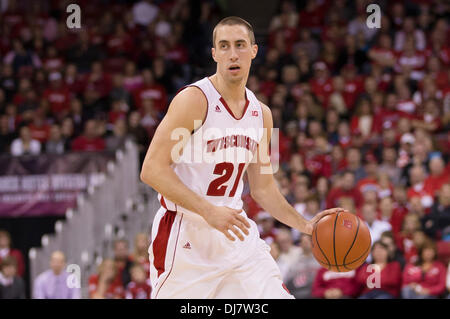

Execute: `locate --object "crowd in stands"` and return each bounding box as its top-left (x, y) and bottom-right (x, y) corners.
top-left (0, 0), bottom-right (450, 298)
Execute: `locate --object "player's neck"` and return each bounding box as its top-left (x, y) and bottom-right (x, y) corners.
top-left (210, 73), bottom-right (247, 104)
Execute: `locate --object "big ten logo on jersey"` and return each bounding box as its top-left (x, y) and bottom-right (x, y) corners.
top-left (170, 121), bottom-right (280, 174)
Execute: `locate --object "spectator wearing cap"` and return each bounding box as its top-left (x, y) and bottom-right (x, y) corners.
top-left (255, 211), bottom-right (277, 245)
top-left (357, 241), bottom-right (402, 299)
top-left (0, 256), bottom-right (25, 299)
top-left (42, 71), bottom-right (71, 120)
top-left (422, 184), bottom-right (450, 241)
top-left (10, 125), bottom-right (41, 156)
top-left (71, 119), bottom-right (105, 152)
top-left (33, 251), bottom-right (80, 299)
top-left (401, 240), bottom-right (447, 299)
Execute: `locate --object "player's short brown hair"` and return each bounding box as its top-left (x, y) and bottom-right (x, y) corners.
top-left (212, 16), bottom-right (255, 47)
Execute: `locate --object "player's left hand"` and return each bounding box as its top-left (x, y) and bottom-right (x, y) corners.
top-left (303, 207), bottom-right (348, 236)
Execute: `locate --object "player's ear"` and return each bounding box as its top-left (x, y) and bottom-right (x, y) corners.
top-left (251, 44), bottom-right (258, 60)
top-left (211, 47), bottom-right (217, 63)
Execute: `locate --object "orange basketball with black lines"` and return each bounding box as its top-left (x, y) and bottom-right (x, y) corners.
top-left (311, 211), bottom-right (372, 272)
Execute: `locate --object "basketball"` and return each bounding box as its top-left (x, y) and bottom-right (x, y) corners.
top-left (311, 211), bottom-right (372, 272)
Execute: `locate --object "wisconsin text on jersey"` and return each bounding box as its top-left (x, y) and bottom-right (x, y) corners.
top-left (206, 134), bottom-right (258, 153)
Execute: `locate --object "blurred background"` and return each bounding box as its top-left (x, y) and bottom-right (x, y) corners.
top-left (0, 0), bottom-right (449, 299)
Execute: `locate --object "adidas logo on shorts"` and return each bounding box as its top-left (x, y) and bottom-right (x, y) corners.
top-left (183, 242), bottom-right (191, 249)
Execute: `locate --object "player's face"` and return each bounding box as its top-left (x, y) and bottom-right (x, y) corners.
top-left (212, 25), bottom-right (257, 83)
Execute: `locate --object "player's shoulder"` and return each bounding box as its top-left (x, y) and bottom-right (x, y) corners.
top-left (172, 85), bottom-right (207, 106)
top-left (167, 85), bottom-right (207, 119)
top-left (257, 100), bottom-right (273, 128)
top-left (258, 100), bottom-right (271, 114)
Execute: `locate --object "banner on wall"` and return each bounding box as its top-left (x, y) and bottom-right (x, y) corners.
top-left (0, 152), bottom-right (115, 217)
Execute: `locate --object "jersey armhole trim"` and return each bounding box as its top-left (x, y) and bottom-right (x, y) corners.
top-left (177, 85), bottom-right (209, 134)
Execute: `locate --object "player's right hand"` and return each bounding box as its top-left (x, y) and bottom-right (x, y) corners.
top-left (202, 206), bottom-right (251, 241)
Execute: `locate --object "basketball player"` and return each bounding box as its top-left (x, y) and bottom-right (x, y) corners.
top-left (140, 16), bottom-right (345, 299)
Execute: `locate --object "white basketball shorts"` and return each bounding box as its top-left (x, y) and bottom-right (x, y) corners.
top-left (148, 206), bottom-right (294, 299)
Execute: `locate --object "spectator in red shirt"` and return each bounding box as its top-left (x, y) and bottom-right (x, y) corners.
top-left (113, 238), bottom-right (133, 288)
top-left (255, 211), bottom-right (277, 246)
top-left (42, 72), bottom-right (71, 120)
top-left (309, 61), bottom-right (333, 108)
top-left (357, 241), bottom-right (402, 298)
top-left (130, 233), bottom-right (150, 280)
top-left (356, 154), bottom-right (379, 196)
top-left (125, 263), bottom-right (152, 299)
top-left (312, 267), bottom-right (359, 299)
top-left (396, 213), bottom-right (423, 264)
top-left (412, 98), bottom-right (442, 134)
top-left (401, 240), bottom-right (447, 298)
top-left (350, 98), bottom-right (380, 142)
top-left (368, 33), bottom-right (396, 68)
top-left (340, 63), bottom-right (364, 111)
top-left (42, 45), bottom-right (64, 73)
top-left (133, 69), bottom-right (167, 114)
top-left (71, 119), bottom-right (105, 151)
top-left (106, 23), bottom-right (134, 58)
top-left (424, 154), bottom-right (450, 197)
top-left (327, 170), bottom-right (363, 209)
top-left (0, 230), bottom-right (25, 278)
top-left (380, 231), bottom-right (406, 270)
top-left (89, 259), bottom-right (124, 299)
top-left (407, 165), bottom-right (434, 210)
top-left (28, 111), bottom-right (51, 143)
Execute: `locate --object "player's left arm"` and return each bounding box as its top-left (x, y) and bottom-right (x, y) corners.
top-left (246, 102), bottom-right (344, 235)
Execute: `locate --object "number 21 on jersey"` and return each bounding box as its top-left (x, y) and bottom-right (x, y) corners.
top-left (206, 162), bottom-right (246, 197)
